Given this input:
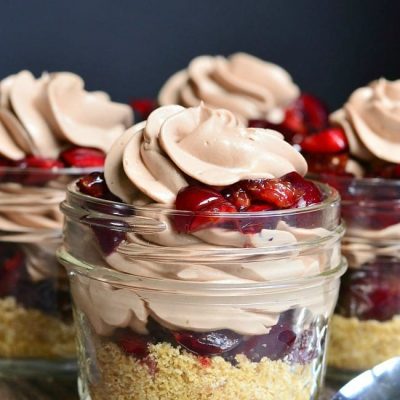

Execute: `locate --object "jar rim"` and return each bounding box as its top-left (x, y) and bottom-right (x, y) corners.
top-left (0, 166), bottom-right (103, 176)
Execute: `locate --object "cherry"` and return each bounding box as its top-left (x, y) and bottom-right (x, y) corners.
top-left (174, 186), bottom-right (236, 233)
top-left (130, 99), bottom-right (157, 120)
top-left (249, 93), bottom-right (329, 144)
top-left (282, 171), bottom-right (323, 207)
top-left (0, 245), bottom-right (25, 297)
top-left (25, 156), bottom-right (64, 169)
top-left (300, 127), bottom-right (348, 154)
top-left (221, 186), bottom-right (251, 211)
top-left (172, 330), bottom-right (242, 356)
top-left (60, 146), bottom-right (105, 168)
top-left (240, 178), bottom-right (300, 208)
top-left (77, 172), bottom-right (119, 201)
top-left (296, 93), bottom-right (329, 133)
top-left (116, 331), bottom-right (151, 359)
top-left (336, 258), bottom-right (400, 321)
top-left (307, 153), bottom-right (350, 175)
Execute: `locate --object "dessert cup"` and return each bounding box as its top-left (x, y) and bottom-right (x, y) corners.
top-left (58, 181), bottom-right (345, 400)
top-left (317, 175), bottom-right (400, 380)
top-left (0, 166), bottom-right (99, 375)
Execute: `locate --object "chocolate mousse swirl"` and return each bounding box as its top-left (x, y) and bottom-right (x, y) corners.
top-left (0, 70), bottom-right (133, 160)
top-left (104, 103), bottom-right (307, 205)
top-left (158, 53), bottom-right (300, 122)
top-left (331, 78), bottom-right (400, 163)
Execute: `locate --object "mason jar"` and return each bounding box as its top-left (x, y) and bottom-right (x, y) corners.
top-left (58, 181), bottom-right (345, 400)
top-left (0, 166), bottom-right (97, 375)
top-left (313, 175), bottom-right (400, 379)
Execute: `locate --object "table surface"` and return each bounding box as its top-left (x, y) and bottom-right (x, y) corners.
top-left (0, 376), bottom-right (338, 399)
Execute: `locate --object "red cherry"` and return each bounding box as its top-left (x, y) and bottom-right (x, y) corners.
top-left (25, 155), bottom-right (64, 169)
top-left (240, 178), bottom-right (300, 209)
top-left (300, 127), bottom-right (348, 154)
top-left (77, 172), bottom-right (114, 199)
top-left (296, 93), bottom-right (329, 132)
top-left (307, 153), bottom-right (350, 175)
top-left (281, 171), bottom-right (323, 207)
top-left (60, 147), bottom-right (105, 168)
top-left (174, 186), bottom-right (236, 233)
top-left (172, 330), bottom-right (242, 356)
top-left (221, 186), bottom-right (251, 211)
top-left (117, 332), bottom-right (150, 359)
top-left (130, 99), bottom-right (156, 120)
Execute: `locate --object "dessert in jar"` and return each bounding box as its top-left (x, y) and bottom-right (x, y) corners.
top-left (283, 78), bottom-right (400, 376)
top-left (58, 104), bottom-right (345, 400)
top-left (0, 70), bottom-right (133, 370)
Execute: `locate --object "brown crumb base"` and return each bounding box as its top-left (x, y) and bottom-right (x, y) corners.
top-left (328, 314), bottom-right (400, 371)
top-left (0, 297), bottom-right (76, 358)
top-left (88, 341), bottom-right (315, 400)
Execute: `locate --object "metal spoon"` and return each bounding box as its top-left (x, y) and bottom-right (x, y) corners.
top-left (331, 357), bottom-right (400, 399)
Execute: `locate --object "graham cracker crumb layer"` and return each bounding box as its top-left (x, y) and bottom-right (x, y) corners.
top-left (88, 341), bottom-right (316, 400)
top-left (328, 314), bottom-right (400, 371)
top-left (0, 297), bottom-right (76, 358)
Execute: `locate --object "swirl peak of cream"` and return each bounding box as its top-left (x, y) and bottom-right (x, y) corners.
top-left (0, 70), bottom-right (133, 160)
top-left (104, 104), bottom-right (307, 204)
top-left (330, 78), bottom-right (400, 163)
top-left (158, 53), bottom-right (300, 122)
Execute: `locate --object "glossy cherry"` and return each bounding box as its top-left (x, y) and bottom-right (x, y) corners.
top-left (60, 146), bottom-right (105, 168)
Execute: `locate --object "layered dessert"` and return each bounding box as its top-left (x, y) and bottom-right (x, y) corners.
top-left (60, 104), bottom-right (345, 399)
top-left (284, 78), bottom-right (400, 373)
top-left (0, 70), bottom-right (133, 360)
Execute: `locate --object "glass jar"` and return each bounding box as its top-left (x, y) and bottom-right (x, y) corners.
top-left (0, 166), bottom-right (98, 375)
top-left (58, 181), bottom-right (345, 400)
top-left (315, 175), bottom-right (400, 379)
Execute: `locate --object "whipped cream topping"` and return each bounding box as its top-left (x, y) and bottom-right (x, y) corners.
top-left (158, 53), bottom-right (300, 122)
top-left (331, 78), bottom-right (400, 163)
top-left (0, 70), bottom-right (133, 160)
top-left (104, 104), bottom-right (307, 204)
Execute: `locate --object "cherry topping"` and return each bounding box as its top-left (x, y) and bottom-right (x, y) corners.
top-left (25, 156), bottom-right (64, 169)
top-left (240, 178), bottom-right (300, 209)
top-left (220, 186), bottom-right (251, 211)
top-left (77, 172), bottom-right (118, 200)
top-left (60, 146), bottom-right (105, 168)
top-left (282, 171), bottom-right (323, 207)
top-left (249, 93), bottom-right (329, 143)
top-left (300, 127), bottom-right (348, 154)
top-left (130, 99), bottom-right (157, 120)
top-left (174, 186), bottom-right (236, 233)
top-left (172, 330), bottom-right (242, 356)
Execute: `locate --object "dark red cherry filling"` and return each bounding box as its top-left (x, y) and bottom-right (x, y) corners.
top-left (0, 243), bottom-right (72, 321)
top-left (111, 312), bottom-right (321, 366)
top-left (336, 257), bottom-right (400, 322)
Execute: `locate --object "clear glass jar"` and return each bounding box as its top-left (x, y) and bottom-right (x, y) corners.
top-left (315, 174), bottom-right (400, 379)
top-left (0, 166), bottom-right (98, 375)
top-left (59, 181), bottom-right (345, 400)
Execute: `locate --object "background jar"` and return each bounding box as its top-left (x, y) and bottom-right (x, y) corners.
top-left (58, 181), bottom-right (345, 400)
top-left (0, 166), bottom-right (98, 375)
top-left (315, 175), bottom-right (400, 379)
